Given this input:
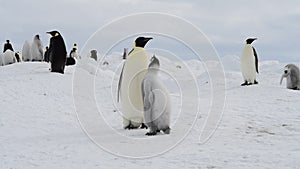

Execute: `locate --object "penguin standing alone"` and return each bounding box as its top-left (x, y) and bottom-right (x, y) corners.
top-left (47, 30), bottom-right (67, 74)
top-left (142, 56), bottom-right (171, 136)
top-left (241, 38), bottom-right (259, 86)
top-left (118, 37), bottom-right (152, 129)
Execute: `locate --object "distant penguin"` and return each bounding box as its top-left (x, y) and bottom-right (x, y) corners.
top-left (15, 52), bottom-right (21, 62)
top-left (280, 64), bottom-right (300, 90)
top-left (241, 38), bottom-right (259, 86)
top-left (3, 50), bottom-right (16, 65)
top-left (0, 53), bottom-right (4, 66)
top-left (71, 43), bottom-right (81, 59)
top-left (90, 50), bottom-right (97, 61)
top-left (31, 35), bottom-right (44, 61)
top-left (44, 46), bottom-right (50, 62)
top-left (3, 40), bottom-right (14, 53)
top-left (142, 56), bottom-right (171, 135)
top-left (47, 30), bottom-right (67, 74)
top-left (22, 40), bottom-right (32, 61)
top-left (118, 37), bottom-right (152, 129)
top-left (66, 48), bottom-right (76, 66)
top-left (122, 48), bottom-right (128, 60)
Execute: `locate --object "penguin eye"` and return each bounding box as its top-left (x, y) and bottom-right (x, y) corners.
top-left (284, 70), bottom-right (288, 74)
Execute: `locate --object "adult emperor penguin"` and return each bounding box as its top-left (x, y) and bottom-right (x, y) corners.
top-left (31, 35), bottom-right (44, 61)
top-left (241, 38), bottom-right (259, 86)
top-left (142, 56), bottom-right (171, 135)
top-left (280, 64), bottom-right (300, 90)
top-left (47, 30), bottom-right (67, 74)
top-left (118, 37), bottom-right (152, 129)
top-left (3, 40), bottom-right (14, 53)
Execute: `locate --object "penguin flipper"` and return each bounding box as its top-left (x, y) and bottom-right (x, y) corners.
top-left (117, 63), bottom-right (125, 102)
top-left (128, 48), bottom-right (134, 56)
top-left (252, 47), bottom-right (259, 73)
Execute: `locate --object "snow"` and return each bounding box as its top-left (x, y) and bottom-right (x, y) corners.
top-left (0, 54), bottom-right (299, 169)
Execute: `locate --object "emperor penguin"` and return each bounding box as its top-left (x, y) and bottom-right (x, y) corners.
top-left (118, 37), bottom-right (152, 129)
top-left (71, 43), bottom-right (81, 59)
top-left (3, 50), bottom-right (16, 65)
top-left (122, 48), bottom-right (128, 60)
top-left (44, 46), bottom-right (50, 62)
top-left (22, 40), bottom-right (32, 61)
top-left (3, 40), bottom-right (14, 53)
top-left (280, 64), bottom-right (300, 90)
top-left (90, 50), bottom-right (97, 61)
top-left (66, 47), bottom-right (76, 66)
top-left (142, 56), bottom-right (171, 136)
top-left (31, 35), bottom-right (44, 61)
top-left (241, 38), bottom-right (259, 86)
top-left (47, 30), bottom-right (67, 74)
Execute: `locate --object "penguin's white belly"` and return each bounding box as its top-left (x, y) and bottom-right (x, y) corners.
top-left (3, 50), bottom-right (15, 65)
top-left (241, 46), bottom-right (256, 83)
top-left (31, 42), bottom-right (43, 61)
top-left (120, 49), bottom-right (149, 123)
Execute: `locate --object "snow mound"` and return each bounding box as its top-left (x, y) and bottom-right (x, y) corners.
top-left (0, 57), bottom-right (299, 169)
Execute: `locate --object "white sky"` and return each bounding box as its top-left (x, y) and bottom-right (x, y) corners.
top-left (0, 0), bottom-right (300, 61)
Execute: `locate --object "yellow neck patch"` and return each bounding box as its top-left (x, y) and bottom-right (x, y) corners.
top-left (134, 41), bottom-right (136, 47)
top-left (54, 33), bottom-right (60, 37)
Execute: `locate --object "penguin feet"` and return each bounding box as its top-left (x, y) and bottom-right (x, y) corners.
top-left (140, 123), bottom-right (148, 129)
top-left (241, 81), bottom-right (248, 86)
top-left (124, 124), bottom-right (138, 130)
top-left (162, 127), bottom-right (171, 134)
top-left (146, 131), bottom-right (157, 136)
top-left (254, 80), bottom-right (258, 84)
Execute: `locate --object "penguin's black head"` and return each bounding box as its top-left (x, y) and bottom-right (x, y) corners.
top-left (134, 37), bottom-right (152, 48)
top-left (35, 35), bottom-right (40, 40)
top-left (246, 38), bottom-right (257, 44)
top-left (47, 30), bottom-right (60, 37)
top-left (6, 40), bottom-right (10, 43)
top-left (149, 55), bottom-right (160, 68)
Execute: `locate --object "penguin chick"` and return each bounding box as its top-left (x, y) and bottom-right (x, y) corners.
top-left (142, 55), bottom-right (171, 136)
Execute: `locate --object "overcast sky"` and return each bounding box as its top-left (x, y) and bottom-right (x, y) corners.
top-left (0, 0), bottom-right (299, 62)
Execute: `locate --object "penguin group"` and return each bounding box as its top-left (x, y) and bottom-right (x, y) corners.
top-left (0, 40), bottom-right (18, 66)
top-left (240, 37), bottom-right (299, 90)
top-left (1, 31), bottom-right (299, 136)
top-left (118, 37), bottom-right (171, 135)
top-left (1, 30), bottom-right (84, 74)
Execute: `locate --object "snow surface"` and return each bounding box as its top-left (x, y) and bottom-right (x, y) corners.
top-left (0, 55), bottom-right (299, 169)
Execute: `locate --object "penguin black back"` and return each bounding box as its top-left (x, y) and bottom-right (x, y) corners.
top-left (47, 30), bottom-right (67, 74)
